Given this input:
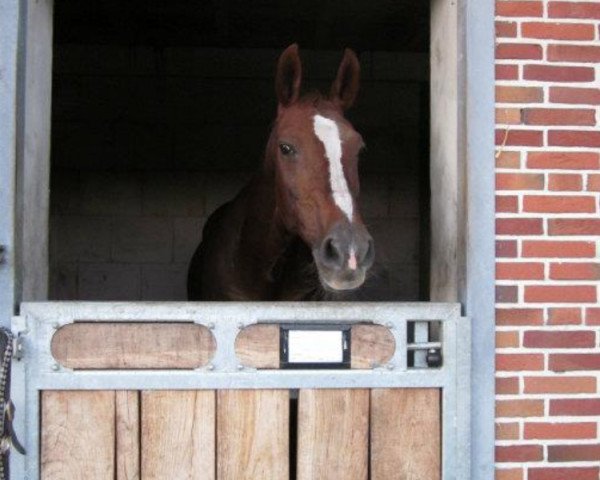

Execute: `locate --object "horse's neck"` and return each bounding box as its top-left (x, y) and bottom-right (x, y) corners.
top-left (234, 170), bottom-right (292, 286)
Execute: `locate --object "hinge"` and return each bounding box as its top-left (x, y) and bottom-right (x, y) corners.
top-left (11, 317), bottom-right (26, 361)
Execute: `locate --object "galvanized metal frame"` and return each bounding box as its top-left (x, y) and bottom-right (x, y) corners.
top-left (12, 302), bottom-right (470, 479)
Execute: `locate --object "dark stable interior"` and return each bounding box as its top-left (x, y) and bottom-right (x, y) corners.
top-left (49, 0), bottom-right (431, 301)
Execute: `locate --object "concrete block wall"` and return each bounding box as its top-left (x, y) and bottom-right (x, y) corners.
top-left (495, 1), bottom-right (600, 479)
top-left (49, 46), bottom-right (428, 301)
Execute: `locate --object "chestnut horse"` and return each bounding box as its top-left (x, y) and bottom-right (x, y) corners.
top-left (187, 44), bottom-right (374, 300)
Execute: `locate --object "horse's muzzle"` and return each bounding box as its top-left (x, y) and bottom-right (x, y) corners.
top-left (314, 222), bottom-right (375, 291)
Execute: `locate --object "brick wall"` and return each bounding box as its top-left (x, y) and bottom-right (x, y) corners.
top-left (495, 1), bottom-right (600, 478)
top-left (49, 47), bottom-right (428, 301)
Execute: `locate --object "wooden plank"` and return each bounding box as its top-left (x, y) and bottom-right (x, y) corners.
top-left (217, 390), bottom-right (289, 479)
top-left (235, 323), bottom-right (394, 369)
top-left (41, 390), bottom-right (115, 479)
top-left (350, 324), bottom-right (395, 368)
top-left (297, 389), bottom-right (369, 480)
top-left (141, 390), bottom-right (215, 480)
top-left (51, 322), bottom-right (215, 369)
top-left (235, 324), bottom-right (280, 368)
top-left (371, 389), bottom-right (441, 480)
top-left (116, 391), bottom-right (140, 480)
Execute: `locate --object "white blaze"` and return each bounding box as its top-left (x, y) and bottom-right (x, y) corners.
top-left (313, 114), bottom-right (353, 221)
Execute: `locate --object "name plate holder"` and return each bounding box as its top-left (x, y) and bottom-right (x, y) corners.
top-left (280, 324), bottom-right (351, 369)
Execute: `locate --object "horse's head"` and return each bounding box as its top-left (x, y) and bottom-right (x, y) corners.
top-left (268, 44), bottom-right (374, 292)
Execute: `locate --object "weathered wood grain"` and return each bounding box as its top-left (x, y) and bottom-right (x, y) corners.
top-left (297, 389), bottom-right (369, 480)
top-left (235, 323), bottom-right (394, 369)
top-left (371, 388), bottom-right (441, 480)
top-left (235, 324), bottom-right (280, 369)
top-left (51, 322), bottom-right (215, 369)
top-left (41, 390), bottom-right (115, 480)
top-left (350, 324), bottom-right (395, 368)
top-left (217, 390), bottom-right (289, 479)
top-left (141, 390), bottom-right (215, 480)
top-left (116, 391), bottom-right (140, 480)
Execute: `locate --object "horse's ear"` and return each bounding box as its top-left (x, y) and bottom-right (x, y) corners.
top-left (330, 48), bottom-right (360, 110)
top-left (276, 44), bottom-right (302, 107)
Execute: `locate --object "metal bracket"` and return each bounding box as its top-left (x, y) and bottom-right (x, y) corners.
top-left (11, 317), bottom-right (27, 362)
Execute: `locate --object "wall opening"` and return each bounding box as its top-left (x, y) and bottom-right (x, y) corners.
top-left (49, 0), bottom-right (431, 301)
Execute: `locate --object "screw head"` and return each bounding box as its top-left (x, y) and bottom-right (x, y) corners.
top-left (207, 364), bottom-right (215, 371)
top-left (237, 322), bottom-right (244, 329)
top-left (237, 364), bottom-right (244, 371)
top-left (52, 322), bottom-right (60, 330)
top-left (207, 322), bottom-right (215, 330)
top-left (51, 363), bottom-right (60, 371)
top-left (386, 363), bottom-right (395, 370)
top-left (386, 322), bottom-right (394, 329)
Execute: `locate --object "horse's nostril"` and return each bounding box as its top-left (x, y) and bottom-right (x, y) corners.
top-left (322, 237), bottom-right (343, 267)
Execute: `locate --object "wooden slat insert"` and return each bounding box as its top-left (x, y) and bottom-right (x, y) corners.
top-left (297, 389), bottom-right (369, 480)
top-left (350, 324), bottom-right (395, 368)
top-left (141, 390), bottom-right (215, 480)
top-left (116, 391), bottom-right (140, 480)
top-left (51, 322), bottom-right (215, 369)
top-left (236, 324), bottom-right (395, 369)
top-left (41, 391), bottom-right (115, 480)
top-left (371, 388), bottom-right (441, 480)
top-left (217, 390), bottom-right (289, 479)
top-left (235, 324), bottom-right (280, 369)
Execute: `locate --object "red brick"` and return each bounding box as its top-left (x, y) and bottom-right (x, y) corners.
top-left (496, 308), bottom-right (544, 326)
top-left (524, 422), bottom-right (596, 440)
top-left (549, 2), bottom-right (600, 19)
top-left (496, 240), bottom-right (517, 258)
top-left (529, 467), bottom-right (600, 480)
top-left (523, 195), bottom-right (596, 213)
top-left (497, 353), bottom-right (544, 371)
top-left (524, 376), bottom-right (596, 394)
top-left (527, 151), bottom-right (599, 170)
top-left (496, 108), bottom-right (522, 125)
top-left (497, 173), bottom-right (544, 190)
top-left (496, 86), bottom-right (543, 103)
top-left (548, 307), bottom-right (582, 325)
top-left (524, 64), bottom-right (595, 82)
top-left (524, 330), bottom-right (596, 348)
top-left (495, 129), bottom-right (543, 146)
top-left (497, 1), bottom-right (543, 17)
top-left (496, 422), bottom-right (519, 440)
top-left (548, 444), bottom-right (600, 462)
top-left (496, 218), bottom-right (543, 235)
top-left (496, 21), bottom-right (517, 37)
top-left (496, 151), bottom-right (520, 169)
top-left (496, 376), bottom-right (520, 395)
top-left (551, 399), bottom-right (600, 416)
top-left (588, 174), bottom-right (600, 192)
top-left (549, 130), bottom-right (600, 148)
top-left (550, 353), bottom-right (600, 371)
top-left (549, 174), bottom-right (582, 191)
top-left (496, 285), bottom-right (518, 303)
top-left (496, 445), bottom-right (543, 462)
top-left (550, 87), bottom-right (600, 105)
top-left (550, 262), bottom-right (600, 280)
top-left (585, 308), bottom-right (600, 325)
top-left (525, 285), bottom-right (596, 303)
top-left (496, 331), bottom-right (520, 348)
top-left (496, 195), bottom-right (518, 213)
top-left (496, 262), bottom-right (544, 280)
top-left (549, 219), bottom-right (600, 236)
top-left (523, 108), bottom-right (596, 126)
top-left (522, 241), bottom-right (595, 258)
top-left (496, 43), bottom-right (542, 60)
top-left (497, 399), bottom-right (545, 417)
top-left (549, 44), bottom-right (600, 63)
top-left (496, 469), bottom-right (523, 480)
top-left (522, 22), bottom-right (596, 40)
top-left (496, 64), bottom-right (519, 80)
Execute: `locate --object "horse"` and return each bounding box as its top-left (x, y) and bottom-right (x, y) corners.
top-left (187, 44), bottom-right (375, 301)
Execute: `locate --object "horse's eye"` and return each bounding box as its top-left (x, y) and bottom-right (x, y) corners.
top-left (279, 143), bottom-right (296, 156)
